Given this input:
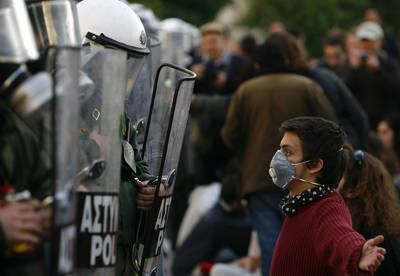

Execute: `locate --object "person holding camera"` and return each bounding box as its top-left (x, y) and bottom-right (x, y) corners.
top-left (347, 21), bottom-right (400, 129)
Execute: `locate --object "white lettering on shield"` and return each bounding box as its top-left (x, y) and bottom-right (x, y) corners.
top-left (80, 194), bottom-right (118, 266)
top-left (90, 234), bottom-right (116, 266)
top-left (58, 225), bottom-right (76, 274)
top-left (155, 197), bottom-right (172, 255)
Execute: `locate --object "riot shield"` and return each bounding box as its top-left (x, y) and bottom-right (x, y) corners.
top-left (160, 19), bottom-right (192, 67)
top-left (0, 0), bottom-right (39, 63)
top-left (75, 45), bottom-right (127, 276)
top-left (160, 31), bottom-right (185, 67)
top-left (24, 2), bottom-right (82, 272)
top-left (150, 37), bottom-right (162, 85)
top-left (132, 64), bottom-right (196, 276)
top-left (27, 0), bottom-right (81, 50)
top-left (47, 46), bottom-right (81, 276)
top-left (4, 46), bottom-right (80, 275)
top-left (0, 1), bottom-right (80, 274)
top-left (126, 36), bottom-right (162, 145)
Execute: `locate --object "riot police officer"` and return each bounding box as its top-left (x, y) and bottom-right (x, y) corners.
top-left (0, 0), bottom-right (54, 274)
top-left (76, 0), bottom-right (153, 275)
top-left (24, 0), bottom-right (82, 274)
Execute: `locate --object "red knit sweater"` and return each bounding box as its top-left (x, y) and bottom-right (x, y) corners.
top-left (270, 192), bottom-right (371, 276)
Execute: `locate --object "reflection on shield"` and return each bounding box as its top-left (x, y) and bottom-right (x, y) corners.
top-left (47, 47), bottom-right (80, 225)
top-left (150, 37), bottom-right (162, 84)
top-left (0, 0), bottom-right (39, 63)
top-left (133, 63), bottom-right (196, 276)
top-left (160, 32), bottom-right (186, 67)
top-left (126, 36), bottom-right (162, 145)
top-left (47, 47), bottom-right (81, 275)
top-left (76, 45), bottom-right (127, 275)
top-left (27, 0), bottom-right (81, 50)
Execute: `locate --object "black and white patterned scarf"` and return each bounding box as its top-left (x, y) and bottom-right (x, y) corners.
top-left (280, 185), bottom-right (334, 216)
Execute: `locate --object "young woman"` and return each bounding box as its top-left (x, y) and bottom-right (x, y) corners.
top-left (338, 145), bottom-right (400, 275)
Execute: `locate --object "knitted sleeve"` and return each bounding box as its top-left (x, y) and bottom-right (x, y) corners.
top-left (312, 196), bottom-right (371, 276)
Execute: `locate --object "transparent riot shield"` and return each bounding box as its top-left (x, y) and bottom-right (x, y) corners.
top-left (160, 32), bottom-right (185, 67)
top-left (160, 19), bottom-right (192, 67)
top-left (75, 45), bottom-right (127, 276)
top-left (0, 0), bottom-right (39, 63)
top-left (150, 37), bottom-right (162, 85)
top-left (47, 46), bottom-right (81, 276)
top-left (27, 0), bottom-right (81, 50)
top-left (6, 46), bottom-right (80, 275)
top-left (132, 64), bottom-right (196, 276)
top-left (126, 36), bottom-right (162, 145)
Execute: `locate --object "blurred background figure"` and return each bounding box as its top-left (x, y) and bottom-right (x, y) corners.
top-left (278, 32), bottom-right (369, 149)
top-left (338, 146), bottom-right (400, 275)
top-left (376, 114), bottom-right (400, 188)
top-left (172, 160), bottom-right (251, 276)
top-left (210, 231), bottom-right (262, 276)
top-left (237, 35), bottom-right (257, 58)
top-left (377, 114), bottom-right (400, 159)
top-left (268, 21), bottom-right (286, 35)
top-left (347, 21), bottom-right (400, 129)
top-left (189, 21), bottom-right (246, 186)
top-left (321, 29), bottom-right (350, 83)
top-left (363, 8), bottom-right (400, 60)
top-left (365, 132), bottom-right (400, 191)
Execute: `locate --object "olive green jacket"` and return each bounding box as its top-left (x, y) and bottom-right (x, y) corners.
top-left (116, 114), bottom-right (150, 276)
top-left (0, 103), bottom-right (52, 254)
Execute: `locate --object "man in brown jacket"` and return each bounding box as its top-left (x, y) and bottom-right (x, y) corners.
top-left (221, 34), bottom-right (337, 276)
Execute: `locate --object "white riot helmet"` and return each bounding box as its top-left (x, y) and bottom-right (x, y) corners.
top-left (77, 0), bottom-right (150, 97)
top-left (77, 0), bottom-right (149, 57)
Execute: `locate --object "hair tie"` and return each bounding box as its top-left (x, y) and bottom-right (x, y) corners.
top-left (353, 150), bottom-right (364, 165)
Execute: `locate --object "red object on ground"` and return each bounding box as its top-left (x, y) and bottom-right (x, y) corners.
top-left (200, 261), bottom-right (215, 275)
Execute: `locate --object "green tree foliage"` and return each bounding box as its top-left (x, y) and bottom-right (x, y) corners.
top-left (370, 0), bottom-right (400, 33)
top-left (241, 0), bottom-right (376, 56)
top-left (130, 0), bottom-right (230, 26)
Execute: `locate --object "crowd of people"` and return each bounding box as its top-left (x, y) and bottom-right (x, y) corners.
top-left (1, 1), bottom-right (400, 275)
top-left (170, 7), bottom-right (400, 276)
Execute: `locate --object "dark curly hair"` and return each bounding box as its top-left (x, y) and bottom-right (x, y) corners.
top-left (280, 116), bottom-right (346, 188)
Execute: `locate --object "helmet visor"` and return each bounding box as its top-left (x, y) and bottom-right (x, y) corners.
top-left (27, 0), bottom-right (81, 50)
top-left (0, 0), bottom-right (39, 63)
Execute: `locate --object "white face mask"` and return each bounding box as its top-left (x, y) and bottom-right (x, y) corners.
top-left (268, 150), bottom-right (322, 189)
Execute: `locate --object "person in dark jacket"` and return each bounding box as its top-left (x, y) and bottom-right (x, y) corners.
top-left (321, 30), bottom-right (351, 83)
top-left (338, 145), bottom-right (400, 276)
top-left (347, 21), bottom-right (400, 128)
top-left (310, 65), bottom-right (369, 149)
top-left (279, 32), bottom-right (370, 149)
top-left (189, 22), bottom-right (247, 185)
top-left (364, 8), bottom-right (400, 60)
